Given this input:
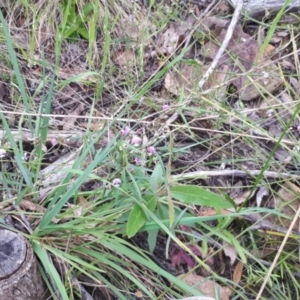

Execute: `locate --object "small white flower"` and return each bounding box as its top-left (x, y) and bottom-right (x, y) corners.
top-left (22, 152), bottom-right (30, 161)
top-left (0, 149), bottom-right (6, 158)
top-left (266, 109), bottom-right (273, 118)
top-left (262, 71), bottom-right (269, 78)
top-left (112, 178), bottom-right (122, 187)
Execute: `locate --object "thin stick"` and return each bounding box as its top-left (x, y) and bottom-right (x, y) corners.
top-left (198, 0), bottom-right (244, 89)
top-left (172, 169), bottom-right (300, 180)
top-left (255, 205), bottom-right (300, 300)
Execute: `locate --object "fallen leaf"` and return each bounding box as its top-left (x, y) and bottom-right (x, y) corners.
top-left (223, 242), bottom-right (237, 265)
top-left (62, 103), bottom-right (85, 130)
top-left (200, 18), bottom-right (283, 100)
top-left (289, 77), bottom-right (300, 95)
top-left (256, 186), bottom-right (269, 207)
top-left (116, 10), bottom-right (154, 46)
top-left (57, 68), bottom-right (98, 82)
top-left (156, 16), bottom-right (196, 56)
top-left (165, 62), bottom-right (228, 97)
top-left (267, 181), bottom-right (300, 232)
top-left (233, 261), bottom-right (244, 284)
top-left (229, 180), bottom-right (256, 205)
top-left (113, 48), bottom-right (136, 69)
top-left (177, 274), bottom-right (231, 300)
top-left (233, 60), bottom-right (283, 101)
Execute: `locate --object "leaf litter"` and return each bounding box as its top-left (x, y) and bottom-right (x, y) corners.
top-left (1, 0), bottom-right (300, 299)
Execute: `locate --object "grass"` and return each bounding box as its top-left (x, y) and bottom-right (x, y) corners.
top-left (0, 0), bottom-right (300, 299)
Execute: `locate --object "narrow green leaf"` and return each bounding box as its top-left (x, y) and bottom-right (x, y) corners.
top-left (147, 229), bottom-right (158, 253)
top-left (33, 242), bottom-right (69, 300)
top-left (83, 3), bottom-right (94, 16)
top-left (170, 185), bottom-right (233, 209)
top-left (77, 27), bottom-right (89, 40)
top-left (222, 230), bottom-right (247, 264)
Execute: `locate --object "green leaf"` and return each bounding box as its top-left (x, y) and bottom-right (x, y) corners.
top-left (147, 229), bottom-right (158, 253)
top-left (150, 163), bottom-right (164, 194)
top-left (222, 230), bottom-right (247, 264)
top-left (77, 27), bottom-right (89, 40)
top-left (33, 242), bottom-right (69, 300)
top-left (127, 204), bottom-right (147, 238)
top-left (144, 194), bottom-right (157, 212)
top-left (83, 3), bottom-right (94, 17)
top-left (127, 195), bottom-right (157, 238)
top-left (170, 185), bottom-right (233, 209)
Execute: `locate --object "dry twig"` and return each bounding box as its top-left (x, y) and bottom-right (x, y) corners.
top-left (172, 169), bottom-right (300, 180)
top-left (198, 0), bottom-right (244, 89)
top-left (255, 205), bottom-right (300, 299)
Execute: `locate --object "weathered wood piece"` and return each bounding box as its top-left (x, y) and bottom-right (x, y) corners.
top-left (0, 229), bottom-right (49, 299)
top-left (229, 0), bottom-right (300, 18)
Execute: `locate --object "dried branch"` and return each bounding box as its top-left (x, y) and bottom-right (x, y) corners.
top-left (198, 0), bottom-right (244, 89)
top-left (172, 169), bottom-right (300, 180)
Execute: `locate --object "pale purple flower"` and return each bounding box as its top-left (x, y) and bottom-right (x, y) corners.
top-left (131, 135), bottom-right (142, 147)
top-left (147, 146), bottom-right (156, 156)
top-left (134, 157), bottom-right (143, 165)
top-left (127, 164), bottom-right (134, 172)
top-left (162, 104), bottom-right (169, 111)
top-left (51, 138), bottom-right (58, 146)
top-left (121, 126), bottom-right (130, 136)
top-left (112, 178), bottom-right (122, 187)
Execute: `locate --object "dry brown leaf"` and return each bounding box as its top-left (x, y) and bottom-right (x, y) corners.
top-left (62, 103), bottom-right (85, 130)
top-left (218, 251), bottom-right (226, 275)
top-left (256, 186), bottom-right (270, 207)
top-left (19, 199), bottom-right (46, 213)
top-left (289, 77), bottom-right (300, 95)
top-left (223, 242), bottom-right (237, 265)
top-left (116, 10), bottom-right (154, 46)
top-left (164, 63), bottom-right (228, 96)
top-left (281, 59), bottom-right (296, 71)
top-left (164, 63), bottom-right (204, 95)
top-left (251, 246), bottom-right (276, 259)
top-left (233, 261), bottom-right (244, 284)
top-left (199, 16), bottom-right (228, 36)
top-left (80, 122), bottom-right (104, 131)
top-left (213, 0), bottom-right (231, 16)
top-left (157, 24), bottom-right (185, 56)
top-left (198, 209), bottom-right (230, 216)
top-left (12, 31), bottom-right (29, 49)
top-left (267, 181), bottom-right (300, 232)
top-left (229, 180), bottom-right (257, 205)
top-left (263, 44), bottom-right (276, 59)
top-left (38, 26), bottom-right (52, 45)
top-left (156, 16), bottom-right (196, 56)
top-left (177, 274), bottom-right (231, 300)
top-left (57, 68), bottom-right (97, 82)
top-left (200, 19), bottom-right (283, 100)
top-left (233, 60), bottom-right (283, 101)
top-left (113, 48), bottom-right (136, 69)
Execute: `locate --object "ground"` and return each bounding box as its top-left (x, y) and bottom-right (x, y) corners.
top-left (0, 0), bottom-right (299, 299)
